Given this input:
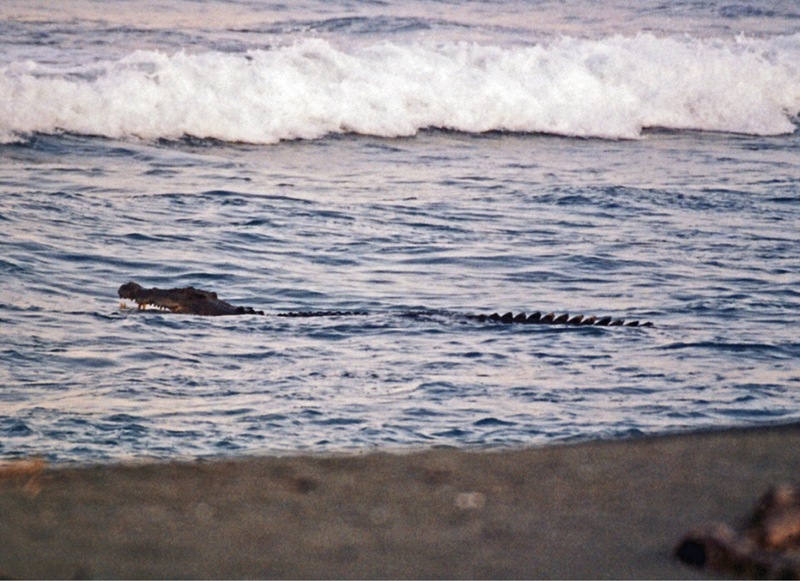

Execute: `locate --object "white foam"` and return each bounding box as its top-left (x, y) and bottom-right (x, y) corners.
top-left (1, 33), bottom-right (798, 143)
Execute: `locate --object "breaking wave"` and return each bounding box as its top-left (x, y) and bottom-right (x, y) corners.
top-left (2, 33), bottom-right (799, 143)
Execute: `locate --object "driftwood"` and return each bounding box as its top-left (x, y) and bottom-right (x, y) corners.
top-left (675, 483), bottom-right (800, 579)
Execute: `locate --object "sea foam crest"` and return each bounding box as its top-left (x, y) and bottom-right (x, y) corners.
top-left (1, 33), bottom-right (798, 143)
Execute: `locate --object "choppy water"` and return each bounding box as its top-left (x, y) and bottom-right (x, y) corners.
top-left (1, 0), bottom-right (799, 462)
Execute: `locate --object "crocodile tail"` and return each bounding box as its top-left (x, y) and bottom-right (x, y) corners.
top-left (477, 311), bottom-right (653, 327)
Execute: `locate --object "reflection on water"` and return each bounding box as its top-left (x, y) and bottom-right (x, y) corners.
top-left (1, 0), bottom-right (799, 462)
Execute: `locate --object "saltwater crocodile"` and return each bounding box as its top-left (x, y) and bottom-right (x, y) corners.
top-left (118, 281), bottom-right (654, 327)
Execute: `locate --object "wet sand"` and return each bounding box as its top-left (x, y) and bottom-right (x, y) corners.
top-left (2, 422), bottom-right (799, 579)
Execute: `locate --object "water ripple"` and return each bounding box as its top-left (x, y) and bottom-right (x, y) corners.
top-left (2, 109), bottom-right (799, 463)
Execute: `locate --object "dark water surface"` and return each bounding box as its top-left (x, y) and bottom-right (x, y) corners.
top-left (1, 0), bottom-right (799, 462)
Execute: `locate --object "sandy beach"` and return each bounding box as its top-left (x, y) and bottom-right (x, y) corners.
top-left (2, 422), bottom-right (799, 579)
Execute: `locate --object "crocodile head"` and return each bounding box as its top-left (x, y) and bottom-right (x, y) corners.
top-left (118, 281), bottom-right (262, 316)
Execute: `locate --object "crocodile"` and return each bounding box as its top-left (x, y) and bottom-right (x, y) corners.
top-left (118, 281), bottom-right (654, 327)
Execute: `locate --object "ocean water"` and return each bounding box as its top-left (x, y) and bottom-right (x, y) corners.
top-left (1, 0), bottom-right (799, 463)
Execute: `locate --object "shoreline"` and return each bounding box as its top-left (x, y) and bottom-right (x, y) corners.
top-left (2, 422), bottom-right (800, 579)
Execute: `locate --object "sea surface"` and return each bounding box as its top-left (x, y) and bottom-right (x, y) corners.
top-left (1, 0), bottom-right (799, 463)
